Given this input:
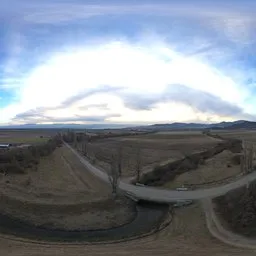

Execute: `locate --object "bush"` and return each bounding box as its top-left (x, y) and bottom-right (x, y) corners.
top-left (140, 138), bottom-right (242, 186)
top-left (0, 134), bottom-right (62, 175)
top-left (214, 182), bottom-right (256, 236)
top-left (231, 154), bottom-right (241, 165)
top-left (0, 163), bottom-right (25, 174)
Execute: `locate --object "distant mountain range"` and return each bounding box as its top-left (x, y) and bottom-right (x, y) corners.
top-left (0, 120), bottom-right (256, 130)
top-left (135, 120), bottom-right (255, 131)
top-left (124, 120), bottom-right (256, 131)
top-left (0, 123), bottom-right (136, 130)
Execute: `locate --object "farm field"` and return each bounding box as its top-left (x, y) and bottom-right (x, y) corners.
top-left (0, 203), bottom-right (253, 256)
top-left (1, 128), bottom-right (255, 255)
top-left (0, 130), bottom-right (53, 144)
top-left (213, 130), bottom-right (256, 142)
top-left (0, 143), bottom-right (134, 230)
top-left (164, 149), bottom-right (242, 189)
top-left (85, 131), bottom-right (222, 178)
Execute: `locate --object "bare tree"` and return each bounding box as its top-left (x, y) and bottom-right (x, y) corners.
top-left (248, 143), bottom-right (253, 171)
top-left (241, 141), bottom-right (254, 174)
top-left (108, 154), bottom-right (120, 197)
top-left (82, 134), bottom-right (87, 156)
top-left (74, 132), bottom-right (78, 148)
top-left (117, 145), bottom-right (123, 176)
top-left (135, 146), bottom-right (142, 183)
top-left (240, 154), bottom-right (245, 173)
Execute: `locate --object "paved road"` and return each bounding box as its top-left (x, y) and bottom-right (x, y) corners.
top-left (65, 143), bottom-right (256, 203)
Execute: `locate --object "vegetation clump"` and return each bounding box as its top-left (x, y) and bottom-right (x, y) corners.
top-left (214, 181), bottom-right (256, 237)
top-left (0, 134), bottom-right (62, 174)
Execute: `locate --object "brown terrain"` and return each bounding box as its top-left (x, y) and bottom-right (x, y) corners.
top-left (0, 203), bottom-right (254, 256)
top-left (214, 180), bottom-right (256, 238)
top-left (214, 130), bottom-right (256, 142)
top-left (164, 149), bottom-right (243, 189)
top-left (84, 131), bottom-right (222, 178)
top-left (0, 130), bottom-right (54, 144)
top-left (0, 131), bottom-right (135, 230)
top-left (137, 131), bottom-right (245, 187)
top-left (1, 129), bottom-right (256, 255)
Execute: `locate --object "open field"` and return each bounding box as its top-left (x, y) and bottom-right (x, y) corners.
top-left (0, 145), bottom-right (135, 230)
top-left (0, 146), bottom-right (107, 201)
top-left (1, 128), bottom-right (255, 253)
top-left (164, 149), bottom-right (242, 189)
top-left (0, 130), bottom-right (53, 144)
top-left (0, 203), bottom-right (254, 256)
top-left (213, 130), bottom-right (256, 142)
top-left (86, 131), bottom-right (221, 177)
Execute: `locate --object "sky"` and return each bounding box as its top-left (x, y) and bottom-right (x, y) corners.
top-left (1, 0), bottom-right (256, 125)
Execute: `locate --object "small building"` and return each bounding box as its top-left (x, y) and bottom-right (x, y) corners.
top-left (0, 144), bottom-right (10, 149)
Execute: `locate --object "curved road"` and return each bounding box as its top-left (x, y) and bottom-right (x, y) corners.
top-left (65, 143), bottom-right (256, 203)
top-left (203, 198), bottom-right (256, 249)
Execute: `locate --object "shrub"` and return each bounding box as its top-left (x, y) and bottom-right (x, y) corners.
top-left (0, 134), bottom-right (62, 175)
top-left (231, 154), bottom-right (241, 165)
top-left (214, 182), bottom-right (256, 236)
top-left (0, 163), bottom-right (25, 174)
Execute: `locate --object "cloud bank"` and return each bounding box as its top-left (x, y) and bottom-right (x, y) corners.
top-left (1, 0), bottom-right (256, 125)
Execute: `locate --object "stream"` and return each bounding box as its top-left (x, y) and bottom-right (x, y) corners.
top-left (0, 201), bottom-right (170, 242)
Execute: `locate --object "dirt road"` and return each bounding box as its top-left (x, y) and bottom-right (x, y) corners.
top-left (1, 203), bottom-right (254, 256)
top-left (65, 142), bottom-right (256, 202)
top-left (203, 198), bottom-right (256, 250)
top-left (65, 142), bottom-right (256, 249)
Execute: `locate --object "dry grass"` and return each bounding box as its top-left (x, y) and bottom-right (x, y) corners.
top-left (87, 131), bottom-right (221, 177)
top-left (214, 130), bottom-right (256, 142)
top-left (0, 130), bottom-right (52, 144)
top-left (164, 150), bottom-right (242, 189)
top-left (0, 146), bottom-right (101, 202)
top-left (0, 145), bottom-right (135, 230)
top-left (0, 203), bottom-right (253, 256)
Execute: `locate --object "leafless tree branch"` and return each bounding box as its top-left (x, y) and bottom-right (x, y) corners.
top-left (108, 153), bottom-right (120, 197)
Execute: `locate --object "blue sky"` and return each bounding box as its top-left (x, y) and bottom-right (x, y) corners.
top-left (1, 0), bottom-right (256, 125)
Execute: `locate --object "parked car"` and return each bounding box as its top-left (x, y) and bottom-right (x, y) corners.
top-left (176, 185), bottom-right (189, 191)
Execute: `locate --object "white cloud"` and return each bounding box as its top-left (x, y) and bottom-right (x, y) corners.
top-left (3, 32), bottom-right (25, 76)
top-left (2, 0), bottom-right (256, 124)
top-left (1, 37), bottom-right (252, 125)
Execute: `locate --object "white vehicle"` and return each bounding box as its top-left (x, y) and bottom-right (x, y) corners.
top-left (135, 183), bottom-right (145, 187)
top-left (176, 186), bottom-right (188, 191)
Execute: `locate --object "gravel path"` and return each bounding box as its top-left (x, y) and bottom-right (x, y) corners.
top-left (65, 142), bottom-right (256, 202)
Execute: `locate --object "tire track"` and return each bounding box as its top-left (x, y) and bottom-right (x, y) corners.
top-left (60, 153), bottom-right (93, 191)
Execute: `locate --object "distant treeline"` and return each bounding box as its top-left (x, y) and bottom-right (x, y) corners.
top-left (0, 134), bottom-right (62, 174)
top-left (62, 130), bottom-right (156, 144)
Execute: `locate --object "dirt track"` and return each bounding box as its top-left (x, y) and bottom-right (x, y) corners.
top-left (65, 142), bottom-right (256, 202)
top-left (203, 198), bottom-right (256, 249)
top-left (1, 139), bottom-right (255, 254)
top-left (0, 146), bottom-right (135, 230)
